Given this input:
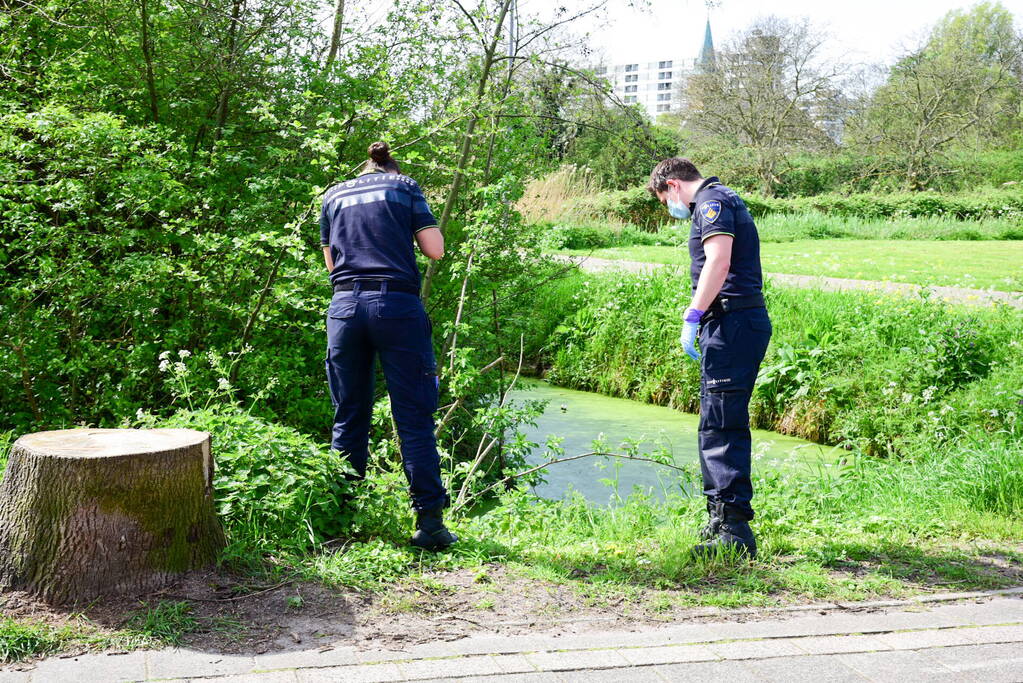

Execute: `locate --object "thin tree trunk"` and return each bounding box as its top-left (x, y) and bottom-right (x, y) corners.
top-left (212, 0), bottom-right (244, 146)
top-left (11, 342), bottom-right (42, 425)
top-left (323, 0), bottom-right (345, 71)
top-left (140, 0), bottom-right (160, 122)
top-left (229, 242), bottom-right (284, 385)
top-left (420, 0), bottom-right (514, 304)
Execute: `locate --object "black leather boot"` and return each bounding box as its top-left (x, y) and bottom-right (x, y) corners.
top-left (691, 503), bottom-right (757, 560)
top-left (698, 498), bottom-right (724, 541)
top-left (410, 507), bottom-right (458, 551)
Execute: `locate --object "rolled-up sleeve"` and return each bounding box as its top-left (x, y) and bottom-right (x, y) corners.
top-left (319, 196), bottom-right (331, 246)
top-left (409, 182), bottom-right (438, 233)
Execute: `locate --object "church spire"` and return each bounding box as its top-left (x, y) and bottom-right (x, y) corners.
top-left (699, 17), bottom-right (715, 70)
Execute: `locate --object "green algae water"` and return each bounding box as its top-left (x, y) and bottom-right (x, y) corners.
top-left (508, 379), bottom-right (840, 504)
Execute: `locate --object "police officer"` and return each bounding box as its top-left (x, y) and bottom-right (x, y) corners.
top-left (321, 141), bottom-right (456, 551)
top-left (647, 158), bottom-right (772, 559)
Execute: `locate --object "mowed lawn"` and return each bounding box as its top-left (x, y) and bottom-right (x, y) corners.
top-left (563, 240), bottom-right (1023, 291)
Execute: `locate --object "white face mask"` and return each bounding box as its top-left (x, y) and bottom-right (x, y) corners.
top-left (666, 187), bottom-right (690, 220)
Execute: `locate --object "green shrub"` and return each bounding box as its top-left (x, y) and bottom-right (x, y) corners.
top-left (540, 220), bottom-right (686, 250)
top-left (564, 185), bottom-right (1023, 231)
top-left (142, 405), bottom-right (354, 552)
top-left (536, 269), bottom-right (1023, 458)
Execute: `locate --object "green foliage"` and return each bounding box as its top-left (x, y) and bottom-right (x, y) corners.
top-left (555, 185), bottom-right (1023, 232)
top-left (124, 602), bottom-right (200, 647)
top-left (560, 118), bottom-right (682, 190)
top-left (142, 404), bottom-right (353, 552)
top-left (566, 187), bottom-right (667, 231)
top-left (538, 220), bottom-right (685, 250)
top-left (537, 269), bottom-right (1023, 458)
top-left (0, 619), bottom-right (69, 663)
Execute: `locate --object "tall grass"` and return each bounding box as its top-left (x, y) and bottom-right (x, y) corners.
top-left (517, 165), bottom-right (605, 225)
top-left (540, 269), bottom-right (1023, 457)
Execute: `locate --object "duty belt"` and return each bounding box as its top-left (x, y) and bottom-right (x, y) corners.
top-left (703, 293), bottom-right (766, 320)
top-left (333, 280), bottom-right (420, 295)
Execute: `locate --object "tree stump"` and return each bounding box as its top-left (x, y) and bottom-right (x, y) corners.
top-left (0, 428), bottom-right (225, 604)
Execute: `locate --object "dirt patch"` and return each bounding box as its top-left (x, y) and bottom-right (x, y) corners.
top-left (2, 545), bottom-right (1022, 662)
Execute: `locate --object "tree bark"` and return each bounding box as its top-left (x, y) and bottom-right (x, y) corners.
top-left (139, 0), bottom-right (160, 123)
top-left (0, 428), bottom-right (224, 605)
top-left (323, 0), bottom-right (345, 72)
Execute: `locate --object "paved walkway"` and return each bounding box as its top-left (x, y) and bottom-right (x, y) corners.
top-left (557, 255), bottom-right (1023, 309)
top-left (7, 588), bottom-right (1023, 682)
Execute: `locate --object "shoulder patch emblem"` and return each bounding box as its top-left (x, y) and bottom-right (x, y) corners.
top-left (699, 200), bottom-right (721, 224)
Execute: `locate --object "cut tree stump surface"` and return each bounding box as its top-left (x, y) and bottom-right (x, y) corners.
top-left (0, 428), bottom-right (224, 604)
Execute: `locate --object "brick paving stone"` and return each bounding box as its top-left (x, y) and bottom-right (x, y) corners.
top-left (791, 634), bottom-right (892, 655)
top-left (559, 666), bottom-right (666, 682)
top-left (396, 654), bottom-right (508, 680)
top-left (617, 644), bottom-right (719, 666)
top-left (958, 624), bottom-right (1023, 644)
top-left (0, 671), bottom-right (32, 683)
top-left (707, 638), bottom-right (805, 661)
top-left (650, 660), bottom-right (761, 682)
top-left (147, 650), bottom-right (256, 680)
top-left (31, 651), bottom-right (147, 683)
top-left (876, 627), bottom-right (977, 650)
top-left (253, 647), bottom-right (358, 671)
top-left (744, 654), bottom-right (870, 682)
top-left (923, 643), bottom-right (1023, 682)
top-left (836, 650), bottom-right (963, 682)
top-left (525, 648), bottom-right (631, 672)
top-left (295, 662), bottom-right (404, 682)
top-left (188, 672), bottom-right (298, 682)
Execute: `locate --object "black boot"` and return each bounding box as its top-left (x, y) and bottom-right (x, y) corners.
top-left (691, 503), bottom-right (757, 560)
top-left (698, 498), bottom-right (724, 541)
top-left (410, 507), bottom-right (458, 551)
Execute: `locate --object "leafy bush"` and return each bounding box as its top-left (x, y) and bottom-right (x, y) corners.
top-left (536, 270), bottom-right (1023, 458)
top-left (559, 185), bottom-right (1023, 231)
top-left (565, 187), bottom-right (667, 231)
top-left (539, 220), bottom-right (685, 250)
top-left (142, 405), bottom-right (355, 552)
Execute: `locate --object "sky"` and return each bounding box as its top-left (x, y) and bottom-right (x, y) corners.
top-left (537, 0), bottom-right (1023, 66)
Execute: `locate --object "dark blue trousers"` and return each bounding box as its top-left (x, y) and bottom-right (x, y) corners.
top-left (325, 286), bottom-right (448, 512)
top-left (697, 306), bottom-right (772, 520)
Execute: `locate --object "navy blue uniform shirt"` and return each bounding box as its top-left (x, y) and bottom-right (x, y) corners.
top-left (320, 171), bottom-right (438, 288)
top-left (688, 176), bottom-right (763, 298)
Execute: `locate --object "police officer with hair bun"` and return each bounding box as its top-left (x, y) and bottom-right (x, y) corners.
top-left (320, 141), bottom-right (456, 551)
top-left (647, 158), bottom-right (772, 559)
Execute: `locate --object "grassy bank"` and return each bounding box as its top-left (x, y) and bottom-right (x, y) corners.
top-left (542, 270), bottom-right (1022, 454)
top-left (1, 271), bottom-right (1021, 662)
top-left (542, 213), bottom-right (1023, 250)
top-left (560, 240), bottom-right (1023, 291)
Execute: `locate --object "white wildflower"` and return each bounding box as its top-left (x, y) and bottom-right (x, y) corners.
top-left (158, 351), bottom-right (171, 361)
top-left (178, 349), bottom-right (191, 359)
top-left (158, 359), bottom-right (170, 372)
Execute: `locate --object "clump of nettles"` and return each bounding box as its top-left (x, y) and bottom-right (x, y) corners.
top-left (932, 317), bottom-right (992, 390)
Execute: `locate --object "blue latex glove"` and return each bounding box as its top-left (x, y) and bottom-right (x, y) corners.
top-left (680, 308), bottom-right (704, 361)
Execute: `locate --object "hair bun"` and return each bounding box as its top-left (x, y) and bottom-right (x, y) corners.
top-left (368, 141), bottom-right (392, 164)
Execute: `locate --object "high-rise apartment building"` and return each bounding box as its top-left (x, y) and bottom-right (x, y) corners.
top-left (594, 58), bottom-right (698, 119)
top-left (594, 19), bottom-right (715, 120)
